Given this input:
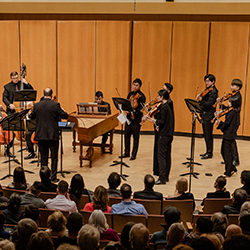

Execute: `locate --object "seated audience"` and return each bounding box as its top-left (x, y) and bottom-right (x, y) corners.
top-left (0, 239), bottom-right (15, 250)
top-left (151, 205), bottom-right (181, 244)
top-left (120, 222), bottom-right (135, 250)
top-left (210, 212), bottom-right (228, 237)
top-left (45, 180), bottom-right (78, 213)
top-left (225, 224), bottom-right (242, 239)
top-left (27, 231), bottom-right (54, 250)
top-left (166, 178), bottom-right (195, 210)
top-left (89, 209), bottom-right (119, 241)
top-left (111, 183), bottom-right (148, 217)
top-left (0, 183), bottom-right (9, 205)
top-left (45, 211), bottom-right (68, 238)
top-left (200, 233), bottom-right (222, 250)
top-left (22, 204), bottom-right (40, 223)
top-left (0, 211), bottom-right (10, 239)
top-left (77, 224), bottom-right (100, 250)
top-left (189, 237), bottom-right (216, 250)
top-left (223, 234), bottom-right (250, 250)
top-left (107, 172), bottom-right (121, 197)
top-left (129, 223), bottom-right (150, 250)
top-left (69, 174), bottom-right (92, 204)
top-left (54, 212), bottom-right (83, 249)
top-left (239, 210), bottom-right (250, 236)
top-left (84, 185), bottom-right (111, 213)
top-left (172, 245), bottom-right (194, 250)
top-left (222, 188), bottom-right (247, 214)
top-left (240, 170), bottom-right (250, 196)
top-left (7, 166), bottom-right (29, 190)
top-left (39, 166), bottom-right (57, 192)
top-left (57, 243), bottom-right (79, 250)
top-left (20, 181), bottom-right (45, 208)
top-left (133, 174), bottom-right (163, 200)
top-left (166, 223), bottom-right (185, 250)
top-left (241, 201), bottom-right (250, 212)
top-left (2, 193), bottom-right (23, 224)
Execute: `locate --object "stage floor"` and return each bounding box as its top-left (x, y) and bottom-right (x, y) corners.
top-left (0, 132), bottom-right (248, 201)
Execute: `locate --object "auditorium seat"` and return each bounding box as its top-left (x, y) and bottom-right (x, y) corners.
top-left (39, 192), bottom-right (57, 201)
top-left (2, 187), bottom-right (27, 198)
top-left (108, 196), bottom-right (122, 206)
top-left (198, 198), bottom-right (233, 214)
top-left (133, 198), bottom-right (162, 215)
top-left (147, 214), bottom-right (165, 234)
top-left (76, 194), bottom-right (90, 211)
top-left (227, 214), bottom-right (239, 225)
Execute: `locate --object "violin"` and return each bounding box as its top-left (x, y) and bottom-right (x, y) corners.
top-left (196, 85), bottom-right (213, 101)
top-left (213, 92), bottom-right (237, 108)
top-left (141, 102), bottom-right (162, 125)
top-left (211, 106), bottom-right (233, 123)
top-left (141, 97), bottom-right (161, 112)
top-left (129, 92), bottom-right (141, 119)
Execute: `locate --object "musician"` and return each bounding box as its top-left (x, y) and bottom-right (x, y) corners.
top-left (2, 71), bottom-right (33, 157)
top-left (120, 78), bottom-right (146, 161)
top-left (29, 88), bottom-right (68, 182)
top-left (215, 95), bottom-right (240, 177)
top-left (197, 74), bottom-right (218, 159)
top-left (94, 91), bottom-right (111, 153)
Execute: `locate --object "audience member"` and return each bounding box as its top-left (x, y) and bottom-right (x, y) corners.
top-left (45, 180), bottom-right (78, 213)
top-left (172, 245), bottom-right (194, 250)
top-left (166, 178), bottom-right (195, 210)
top-left (225, 224), bottom-right (242, 239)
top-left (151, 205), bottom-right (181, 244)
top-left (223, 234), bottom-right (250, 250)
top-left (104, 243), bottom-right (124, 250)
top-left (107, 172), bottom-right (121, 197)
top-left (2, 193), bottom-right (23, 224)
top-left (166, 222), bottom-right (185, 250)
top-left (129, 223), bottom-right (150, 250)
top-left (45, 211), bottom-right (68, 238)
top-left (7, 166), bottom-right (29, 190)
top-left (210, 212), bottom-right (228, 237)
top-left (84, 185), bottom-right (111, 213)
top-left (77, 224), bottom-right (100, 250)
top-left (111, 184), bottom-right (148, 217)
top-left (20, 181), bottom-right (45, 208)
top-left (89, 209), bottom-right (119, 241)
top-left (54, 212), bottom-right (83, 249)
top-left (0, 184), bottom-right (9, 205)
top-left (222, 188), bottom-right (247, 214)
top-left (120, 221), bottom-right (135, 250)
top-left (240, 170), bottom-right (250, 196)
top-left (133, 174), bottom-right (163, 200)
top-left (27, 231), bottom-right (54, 250)
top-left (57, 243), bottom-right (78, 250)
top-left (200, 233), bottom-right (222, 250)
top-left (239, 210), bottom-right (250, 236)
top-left (14, 218), bottom-right (38, 250)
top-left (0, 211), bottom-right (10, 239)
top-left (240, 201), bottom-right (250, 212)
top-left (0, 239), bottom-right (15, 250)
top-left (21, 204), bottom-right (40, 223)
top-left (189, 237), bottom-right (215, 250)
top-left (39, 166), bottom-right (57, 192)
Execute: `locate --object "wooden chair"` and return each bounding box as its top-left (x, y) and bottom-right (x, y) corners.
top-left (108, 197), bottom-right (122, 206)
top-left (39, 192), bottom-right (57, 201)
top-left (38, 208), bottom-right (69, 228)
top-left (227, 214), bottom-right (239, 225)
top-left (133, 198), bottom-right (162, 215)
top-left (2, 188), bottom-right (27, 198)
top-left (147, 214), bottom-right (165, 234)
top-left (112, 214), bottom-right (147, 233)
top-left (200, 198), bottom-right (233, 214)
top-left (162, 199), bottom-right (194, 224)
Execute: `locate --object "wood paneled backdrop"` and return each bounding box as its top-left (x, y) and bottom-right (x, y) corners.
top-left (1, 20), bottom-right (250, 136)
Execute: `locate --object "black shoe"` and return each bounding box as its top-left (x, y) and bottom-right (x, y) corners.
top-left (24, 153), bottom-right (36, 160)
top-left (200, 153), bottom-right (206, 157)
top-left (155, 179), bottom-right (166, 185)
top-left (130, 156), bottom-right (136, 161)
top-left (5, 150), bottom-right (16, 158)
top-left (51, 178), bottom-right (60, 183)
top-left (232, 160), bottom-right (240, 166)
top-left (201, 153), bottom-right (213, 159)
top-left (119, 153), bottom-right (130, 158)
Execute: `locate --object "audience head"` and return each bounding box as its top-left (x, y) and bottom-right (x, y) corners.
top-left (121, 183), bottom-right (132, 199)
top-left (47, 211), bottom-right (67, 232)
top-left (189, 237), bottom-right (216, 250)
top-left (239, 210), bottom-right (250, 233)
top-left (92, 185), bottom-right (109, 212)
top-left (211, 212), bottom-right (228, 236)
top-left (223, 235), bottom-right (250, 250)
top-left (17, 218), bottom-right (38, 244)
top-left (241, 201), bottom-right (250, 212)
top-left (57, 244), bottom-right (78, 250)
top-left (57, 180), bottom-right (69, 195)
top-left (232, 188), bottom-right (248, 205)
top-left (0, 211), bottom-right (5, 228)
top-left (77, 224), bottom-right (100, 250)
top-left (241, 170), bottom-right (250, 186)
top-left (176, 178), bottom-right (188, 194)
top-left (13, 166), bottom-right (27, 189)
top-left (27, 231), bottom-right (54, 250)
top-left (23, 204), bottom-right (40, 222)
top-left (163, 206), bottom-right (181, 226)
top-left (129, 223), bottom-right (149, 250)
top-left (144, 174), bottom-right (155, 189)
top-left (172, 245), bottom-right (194, 250)
top-left (30, 181), bottom-right (43, 196)
top-left (225, 224), bottom-right (242, 239)
top-left (120, 222), bottom-right (136, 250)
top-left (67, 212), bottom-right (83, 234)
top-left (166, 222), bottom-right (185, 247)
top-left (200, 233), bottom-right (222, 250)
top-left (196, 217), bottom-right (213, 234)
top-left (89, 209), bottom-right (108, 233)
top-left (39, 166), bottom-right (52, 182)
top-left (214, 175), bottom-right (227, 190)
top-left (107, 172), bottom-right (121, 190)
top-left (0, 239), bottom-right (15, 250)
top-left (69, 174), bottom-right (84, 200)
top-left (104, 243), bottom-right (124, 250)
top-left (8, 193), bottom-right (21, 212)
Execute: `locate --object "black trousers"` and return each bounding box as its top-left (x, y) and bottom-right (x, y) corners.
top-left (232, 139), bottom-right (239, 162)
top-left (158, 135), bottom-right (173, 182)
top-left (38, 140), bottom-right (59, 181)
top-left (26, 131), bottom-right (34, 154)
top-left (153, 130), bottom-right (159, 176)
top-left (202, 121), bottom-right (214, 154)
top-left (221, 138), bottom-right (236, 176)
top-left (124, 122), bottom-right (141, 157)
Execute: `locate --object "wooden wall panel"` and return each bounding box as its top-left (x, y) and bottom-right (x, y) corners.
top-left (132, 21), bottom-right (172, 131)
top-left (20, 21), bottom-right (56, 103)
top-left (209, 22), bottom-right (249, 135)
top-left (171, 22), bottom-right (210, 133)
top-left (96, 21), bottom-right (131, 116)
top-left (0, 21), bottom-right (19, 108)
top-left (57, 21), bottom-right (95, 114)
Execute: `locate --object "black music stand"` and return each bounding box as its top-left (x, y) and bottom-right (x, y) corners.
top-left (180, 99), bottom-right (203, 192)
top-left (110, 97), bottom-right (133, 181)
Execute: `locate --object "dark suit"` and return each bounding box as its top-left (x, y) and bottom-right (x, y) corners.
top-left (29, 98), bottom-right (68, 180)
top-left (133, 187), bottom-right (163, 200)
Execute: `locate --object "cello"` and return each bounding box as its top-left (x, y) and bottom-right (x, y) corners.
top-left (0, 109), bottom-right (13, 146)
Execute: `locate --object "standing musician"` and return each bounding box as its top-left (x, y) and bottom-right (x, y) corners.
top-left (120, 78), bottom-right (146, 161)
top-left (29, 88), bottom-right (68, 183)
top-left (2, 71), bottom-right (34, 157)
top-left (197, 74), bottom-right (218, 160)
top-left (142, 89), bottom-right (174, 184)
top-left (94, 91), bottom-right (111, 153)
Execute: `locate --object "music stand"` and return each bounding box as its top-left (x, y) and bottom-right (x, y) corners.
top-left (180, 98), bottom-right (203, 192)
top-left (110, 97), bottom-right (133, 181)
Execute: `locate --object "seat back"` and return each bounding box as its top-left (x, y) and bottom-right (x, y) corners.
top-left (147, 214), bottom-right (165, 234)
top-left (192, 214), bottom-right (213, 232)
top-left (203, 198), bottom-right (233, 214)
top-left (227, 214), bottom-right (239, 225)
top-left (108, 197), bottom-right (122, 206)
top-left (133, 198), bottom-right (162, 215)
top-left (77, 195), bottom-right (90, 211)
top-left (39, 192), bottom-right (57, 201)
top-left (2, 188), bottom-right (27, 198)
